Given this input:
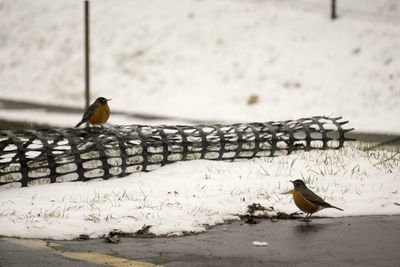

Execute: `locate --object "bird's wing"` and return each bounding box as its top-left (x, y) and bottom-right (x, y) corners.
top-left (80, 103), bottom-right (98, 122)
top-left (301, 189), bottom-right (331, 207)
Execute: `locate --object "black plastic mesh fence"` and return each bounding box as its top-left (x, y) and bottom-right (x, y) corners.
top-left (0, 116), bottom-right (354, 189)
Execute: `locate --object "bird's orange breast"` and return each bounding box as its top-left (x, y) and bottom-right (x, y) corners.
top-left (292, 191), bottom-right (319, 214)
top-left (89, 105), bottom-right (110, 125)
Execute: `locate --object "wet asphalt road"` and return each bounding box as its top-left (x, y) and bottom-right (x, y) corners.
top-left (1, 215), bottom-right (400, 267)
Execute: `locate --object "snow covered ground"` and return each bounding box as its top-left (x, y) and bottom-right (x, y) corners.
top-left (0, 1), bottom-right (399, 240)
top-left (0, 142), bottom-right (399, 240)
top-left (0, 0), bottom-right (399, 132)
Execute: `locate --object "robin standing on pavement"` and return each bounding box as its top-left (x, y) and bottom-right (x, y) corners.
top-left (284, 179), bottom-right (343, 221)
top-left (75, 97), bottom-right (111, 128)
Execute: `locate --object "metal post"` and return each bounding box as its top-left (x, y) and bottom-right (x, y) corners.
top-left (331, 0), bottom-right (337, 20)
top-left (84, 0), bottom-right (90, 109)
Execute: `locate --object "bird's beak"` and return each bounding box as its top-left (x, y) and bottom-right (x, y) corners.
top-left (281, 189), bottom-right (294, 195)
top-left (107, 99), bottom-right (112, 101)
top-left (290, 180), bottom-right (294, 184)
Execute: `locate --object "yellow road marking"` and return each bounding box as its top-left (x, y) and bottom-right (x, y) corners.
top-left (0, 237), bottom-right (163, 267)
top-left (0, 237), bottom-right (50, 249)
top-left (46, 241), bottom-right (61, 248)
top-left (58, 252), bottom-right (164, 267)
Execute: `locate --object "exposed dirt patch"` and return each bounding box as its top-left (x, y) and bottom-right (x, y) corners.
top-left (240, 203), bottom-right (303, 224)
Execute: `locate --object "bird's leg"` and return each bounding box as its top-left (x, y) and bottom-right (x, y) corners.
top-left (100, 124), bottom-right (107, 134)
top-left (87, 125), bottom-right (93, 135)
top-left (304, 213), bottom-right (312, 222)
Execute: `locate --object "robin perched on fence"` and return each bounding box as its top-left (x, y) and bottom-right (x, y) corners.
top-left (284, 179), bottom-right (343, 221)
top-left (75, 97), bottom-right (111, 128)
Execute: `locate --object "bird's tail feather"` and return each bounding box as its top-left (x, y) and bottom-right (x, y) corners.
top-left (75, 121), bottom-right (83, 128)
top-left (331, 205), bottom-right (344, 211)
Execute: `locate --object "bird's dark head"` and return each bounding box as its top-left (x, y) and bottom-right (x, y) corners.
top-left (95, 97), bottom-right (111, 105)
top-left (290, 179), bottom-right (307, 191)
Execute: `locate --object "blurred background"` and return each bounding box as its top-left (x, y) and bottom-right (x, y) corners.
top-left (0, 0), bottom-right (399, 134)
